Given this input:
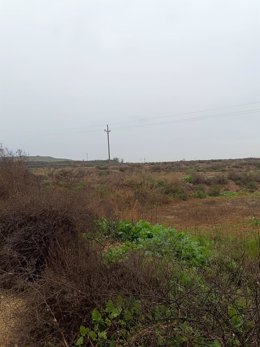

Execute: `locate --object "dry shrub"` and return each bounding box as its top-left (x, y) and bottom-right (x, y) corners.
top-left (0, 150), bottom-right (36, 199)
top-left (189, 172), bottom-right (208, 185)
top-left (17, 242), bottom-right (168, 346)
top-left (0, 202), bottom-right (75, 288)
top-left (1, 155), bottom-right (259, 346)
top-left (205, 174), bottom-right (228, 186)
top-left (0, 187), bottom-right (97, 289)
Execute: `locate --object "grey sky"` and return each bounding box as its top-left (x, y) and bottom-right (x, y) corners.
top-left (0, 0), bottom-right (259, 162)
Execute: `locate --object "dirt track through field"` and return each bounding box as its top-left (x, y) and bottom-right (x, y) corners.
top-left (0, 292), bottom-right (24, 347)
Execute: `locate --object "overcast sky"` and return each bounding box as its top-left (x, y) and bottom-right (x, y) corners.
top-left (0, 0), bottom-right (259, 162)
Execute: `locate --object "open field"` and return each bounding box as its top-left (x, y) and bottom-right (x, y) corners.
top-left (0, 155), bottom-right (260, 346)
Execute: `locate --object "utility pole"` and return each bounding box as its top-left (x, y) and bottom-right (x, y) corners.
top-left (104, 124), bottom-right (111, 161)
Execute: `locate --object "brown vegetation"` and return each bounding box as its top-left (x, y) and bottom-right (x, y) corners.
top-left (0, 151), bottom-right (260, 346)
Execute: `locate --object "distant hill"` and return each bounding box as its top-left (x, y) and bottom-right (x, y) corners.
top-left (25, 156), bottom-right (118, 168)
top-left (27, 156), bottom-right (72, 163)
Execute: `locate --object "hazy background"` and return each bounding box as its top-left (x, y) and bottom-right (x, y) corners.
top-left (0, 0), bottom-right (259, 162)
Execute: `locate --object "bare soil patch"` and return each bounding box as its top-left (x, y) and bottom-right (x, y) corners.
top-left (0, 292), bottom-right (25, 347)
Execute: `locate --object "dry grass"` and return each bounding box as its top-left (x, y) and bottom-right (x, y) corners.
top-left (0, 153), bottom-right (260, 346)
top-left (156, 195), bottom-right (260, 229)
top-left (17, 245), bottom-right (169, 346)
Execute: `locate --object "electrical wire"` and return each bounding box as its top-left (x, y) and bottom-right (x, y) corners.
top-left (58, 101), bottom-right (260, 134)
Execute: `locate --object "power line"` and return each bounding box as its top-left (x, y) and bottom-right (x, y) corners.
top-left (88, 101), bottom-right (260, 133)
top-left (126, 100), bottom-right (260, 125)
top-left (112, 107), bottom-right (260, 131)
top-left (30, 100), bottom-right (260, 136)
top-left (60, 104), bottom-right (260, 135)
top-left (81, 101), bottom-right (260, 133)
top-left (83, 100), bottom-right (260, 132)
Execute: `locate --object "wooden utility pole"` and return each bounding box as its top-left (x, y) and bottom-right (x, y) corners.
top-left (104, 124), bottom-right (111, 161)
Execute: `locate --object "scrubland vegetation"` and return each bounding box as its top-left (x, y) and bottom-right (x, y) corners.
top-left (0, 150), bottom-right (260, 346)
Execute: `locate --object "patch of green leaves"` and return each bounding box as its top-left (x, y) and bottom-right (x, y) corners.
top-left (100, 220), bottom-right (210, 266)
top-left (75, 296), bottom-right (143, 346)
top-left (248, 216), bottom-right (260, 227)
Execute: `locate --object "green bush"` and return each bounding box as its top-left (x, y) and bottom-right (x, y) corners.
top-left (193, 186), bottom-right (207, 199)
top-left (99, 220), bottom-right (210, 267)
top-left (248, 216), bottom-right (260, 227)
top-left (182, 175), bottom-right (193, 183)
top-left (245, 180), bottom-right (257, 192)
top-left (221, 191), bottom-right (239, 198)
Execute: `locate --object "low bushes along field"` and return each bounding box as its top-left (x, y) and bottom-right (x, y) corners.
top-left (0, 151), bottom-right (260, 346)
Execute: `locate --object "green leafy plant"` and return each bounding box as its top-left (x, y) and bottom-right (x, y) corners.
top-left (100, 220), bottom-right (210, 266)
top-left (220, 191), bottom-right (239, 198)
top-left (75, 296), bottom-right (143, 346)
top-left (193, 186), bottom-right (207, 199)
top-left (182, 175), bottom-right (193, 183)
top-left (248, 216), bottom-right (260, 227)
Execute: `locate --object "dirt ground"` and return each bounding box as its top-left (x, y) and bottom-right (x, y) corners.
top-left (0, 292), bottom-right (24, 347)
